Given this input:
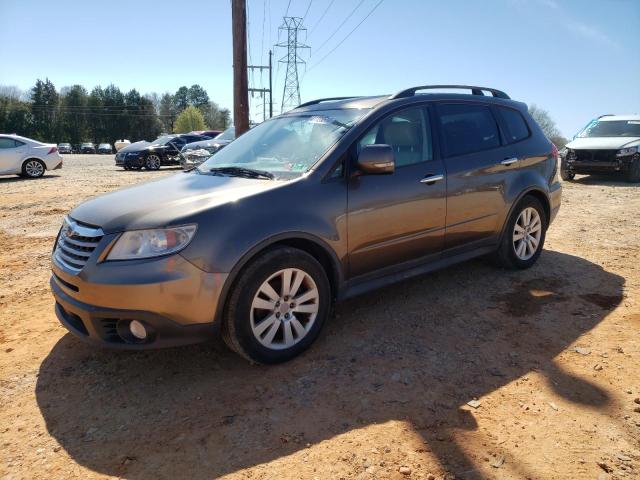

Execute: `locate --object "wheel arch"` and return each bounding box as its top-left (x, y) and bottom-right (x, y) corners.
top-left (499, 187), bottom-right (551, 243)
top-left (213, 232), bottom-right (344, 324)
top-left (22, 157), bottom-right (47, 169)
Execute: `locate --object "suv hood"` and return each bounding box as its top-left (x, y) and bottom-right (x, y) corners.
top-left (70, 172), bottom-right (284, 233)
top-left (566, 137), bottom-right (640, 150)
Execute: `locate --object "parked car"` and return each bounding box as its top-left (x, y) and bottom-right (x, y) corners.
top-left (51, 85), bottom-right (561, 363)
top-left (114, 139), bottom-right (131, 151)
top-left (57, 142), bottom-right (72, 154)
top-left (114, 133), bottom-right (210, 170)
top-left (0, 134), bottom-right (63, 178)
top-left (562, 114), bottom-right (640, 182)
top-left (190, 130), bottom-right (222, 139)
top-left (80, 142), bottom-right (96, 154)
top-left (179, 128), bottom-right (237, 169)
top-left (97, 143), bottom-right (113, 154)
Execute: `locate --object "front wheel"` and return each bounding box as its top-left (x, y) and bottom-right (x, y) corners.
top-left (222, 247), bottom-right (331, 364)
top-left (494, 196), bottom-right (547, 269)
top-left (626, 155), bottom-right (640, 183)
top-left (144, 154), bottom-right (161, 170)
top-left (560, 168), bottom-right (575, 181)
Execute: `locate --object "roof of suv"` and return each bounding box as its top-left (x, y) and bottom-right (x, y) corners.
top-left (291, 85), bottom-right (525, 114)
top-left (599, 114), bottom-right (640, 121)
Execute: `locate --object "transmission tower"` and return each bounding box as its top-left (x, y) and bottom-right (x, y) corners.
top-left (276, 17), bottom-right (309, 112)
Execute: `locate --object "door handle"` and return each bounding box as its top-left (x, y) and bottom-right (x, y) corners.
top-left (420, 174), bottom-right (444, 184)
top-left (501, 157), bottom-right (519, 166)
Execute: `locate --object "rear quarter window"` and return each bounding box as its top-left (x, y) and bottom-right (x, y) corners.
top-left (437, 103), bottom-right (500, 157)
top-left (496, 107), bottom-right (530, 144)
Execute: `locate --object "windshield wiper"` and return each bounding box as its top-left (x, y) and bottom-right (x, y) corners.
top-left (208, 166), bottom-right (275, 180)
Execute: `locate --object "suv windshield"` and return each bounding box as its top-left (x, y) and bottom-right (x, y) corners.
top-left (198, 109), bottom-right (368, 179)
top-left (578, 120), bottom-right (640, 138)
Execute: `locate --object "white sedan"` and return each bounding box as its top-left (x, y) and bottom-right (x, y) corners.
top-left (0, 134), bottom-right (63, 178)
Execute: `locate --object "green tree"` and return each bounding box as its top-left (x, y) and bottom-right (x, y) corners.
top-left (188, 84), bottom-right (210, 111)
top-left (30, 78), bottom-right (59, 141)
top-left (59, 85), bottom-right (88, 144)
top-left (173, 86), bottom-right (189, 113)
top-left (159, 93), bottom-right (176, 133)
top-left (87, 86), bottom-right (105, 142)
top-left (173, 105), bottom-right (206, 133)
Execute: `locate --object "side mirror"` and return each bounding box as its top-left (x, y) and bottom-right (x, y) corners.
top-left (357, 144), bottom-right (395, 175)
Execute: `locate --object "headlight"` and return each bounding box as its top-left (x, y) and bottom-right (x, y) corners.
top-left (617, 146), bottom-right (639, 157)
top-left (567, 149), bottom-right (577, 161)
top-left (106, 225), bottom-right (197, 260)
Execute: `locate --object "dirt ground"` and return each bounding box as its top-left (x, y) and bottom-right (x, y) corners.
top-left (1, 155), bottom-right (639, 480)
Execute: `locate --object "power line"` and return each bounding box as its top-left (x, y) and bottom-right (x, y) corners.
top-left (312, 0), bottom-right (365, 55)
top-left (308, 0), bottom-right (334, 36)
top-left (284, 0), bottom-right (291, 17)
top-left (306, 0), bottom-right (384, 72)
top-left (303, 0), bottom-right (313, 21)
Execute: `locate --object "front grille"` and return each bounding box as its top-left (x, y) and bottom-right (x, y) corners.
top-left (54, 217), bottom-right (103, 273)
top-left (574, 149), bottom-right (617, 162)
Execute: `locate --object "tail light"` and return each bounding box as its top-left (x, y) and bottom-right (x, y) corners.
top-left (48, 146), bottom-right (58, 155)
top-left (550, 142), bottom-right (559, 161)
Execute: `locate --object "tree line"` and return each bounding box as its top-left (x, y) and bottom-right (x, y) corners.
top-left (0, 80), bottom-right (231, 145)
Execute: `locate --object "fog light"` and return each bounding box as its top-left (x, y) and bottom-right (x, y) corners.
top-left (129, 320), bottom-right (147, 340)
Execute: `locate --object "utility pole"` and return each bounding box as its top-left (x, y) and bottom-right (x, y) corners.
top-left (248, 50), bottom-right (274, 122)
top-left (276, 17), bottom-right (309, 113)
top-left (231, 0), bottom-right (249, 135)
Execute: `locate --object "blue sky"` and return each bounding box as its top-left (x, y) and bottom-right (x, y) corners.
top-left (0, 0), bottom-right (638, 137)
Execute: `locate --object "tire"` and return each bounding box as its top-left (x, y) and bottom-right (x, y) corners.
top-left (494, 195), bottom-right (548, 270)
top-left (145, 154), bottom-right (161, 170)
top-left (560, 168), bottom-right (575, 181)
top-left (222, 246), bottom-right (331, 364)
top-left (21, 159), bottom-right (46, 178)
top-left (626, 155), bottom-right (640, 183)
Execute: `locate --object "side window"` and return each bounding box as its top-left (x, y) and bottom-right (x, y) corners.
top-left (358, 106), bottom-right (432, 167)
top-left (0, 138), bottom-right (17, 149)
top-left (437, 103), bottom-right (500, 157)
top-left (496, 107), bottom-right (530, 144)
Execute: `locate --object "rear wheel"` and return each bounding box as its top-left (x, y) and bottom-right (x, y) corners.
top-left (222, 247), bottom-right (331, 364)
top-left (494, 196), bottom-right (547, 269)
top-left (145, 154), bottom-right (161, 170)
top-left (626, 155), bottom-right (640, 183)
top-left (22, 159), bottom-right (45, 178)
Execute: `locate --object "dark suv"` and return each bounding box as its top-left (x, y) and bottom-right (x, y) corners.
top-left (51, 85), bottom-right (562, 363)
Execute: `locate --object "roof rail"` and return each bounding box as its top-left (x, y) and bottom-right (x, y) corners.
top-left (296, 97), bottom-right (361, 109)
top-left (390, 85), bottom-right (510, 100)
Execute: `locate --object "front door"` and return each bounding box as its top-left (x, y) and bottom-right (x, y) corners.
top-left (347, 105), bottom-right (447, 278)
top-left (0, 138), bottom-right (26, 174)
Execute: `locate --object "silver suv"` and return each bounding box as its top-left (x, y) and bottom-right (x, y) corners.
top-left (562, 114), bottom-right (640, 182)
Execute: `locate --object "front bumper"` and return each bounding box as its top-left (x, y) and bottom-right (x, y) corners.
top-left (50, 252), bottom-right (228, 349)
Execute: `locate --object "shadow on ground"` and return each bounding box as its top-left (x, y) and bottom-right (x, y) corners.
top-left (572, 173), bottom-right (639, 186)
top-left (36, 250), bottom-right (624, 479)
top-left (0, 174), bottom-right (60, 183)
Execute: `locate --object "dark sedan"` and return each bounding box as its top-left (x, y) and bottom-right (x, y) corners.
top-left (97, 143), bottom-right (113, 154)
top-left (114, 134), bottom-right (210, 170)
top-left (80, 142), bottom-right (96, 154)
top-left (179, 127), bottom-right (237, 169)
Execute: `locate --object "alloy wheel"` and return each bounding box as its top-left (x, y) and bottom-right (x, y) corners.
top-left (513, 207), bottom-right (542, 260)
top-left (25, 160), bottom-right (44, 177)
top-left (250, 268), bottom-right (320, 350)
top-left (146, 155), bottom-right (161, 170)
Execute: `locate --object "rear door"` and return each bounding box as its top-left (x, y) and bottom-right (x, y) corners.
top-left (435, 102), bottom-right (515, 253)
top-left (347, 105), bottom-right (447, 278)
